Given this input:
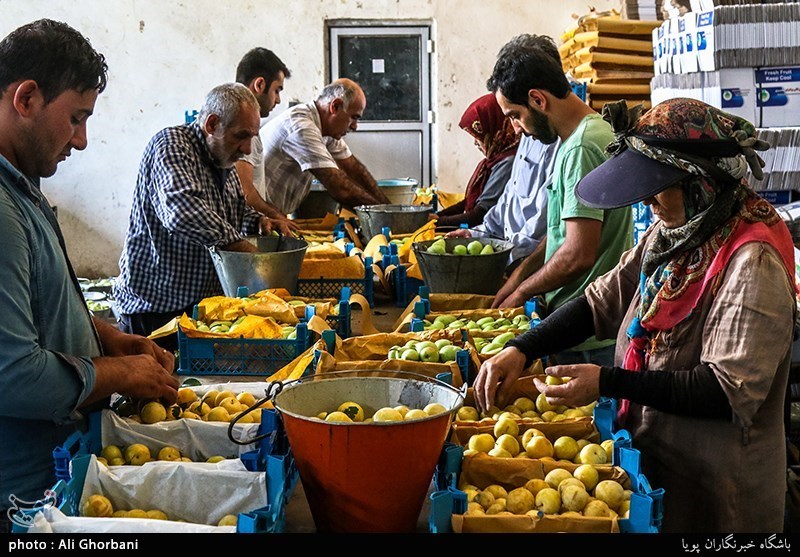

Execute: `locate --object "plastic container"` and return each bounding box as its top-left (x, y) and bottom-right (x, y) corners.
top-left (177, 322), bottom-right (310, 376)
top-left (272, 370), bottom-right (465, 533)
top-left (296, 256), bottom-right (374, 308)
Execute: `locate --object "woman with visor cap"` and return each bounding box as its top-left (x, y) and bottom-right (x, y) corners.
top-left (473, 97), bottom-right (797, 533)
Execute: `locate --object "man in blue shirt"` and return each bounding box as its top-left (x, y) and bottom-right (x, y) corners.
top-left (0, 19), bottom-right (178, 532)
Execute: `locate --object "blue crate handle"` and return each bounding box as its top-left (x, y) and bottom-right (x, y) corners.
top-left (456, 348), bottom-right (471, 385)
top-left (410, 317), bottom-right (425, 332)
top-left (340, 287), bottom-right (351, 302)
top-left (381, 226), bottom-right (391, 237)
top-left (428, 487), bottom-right (466, 534)
top-left (322, 329), bottom-right (337, 353)
top-left (304, 304), bottom-right (316, 321)
top-left (413, 300), bottom-right (427, 319)
top-left (237, 286), bottom-right (249, 298)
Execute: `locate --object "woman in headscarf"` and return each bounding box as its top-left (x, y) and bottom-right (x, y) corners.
top-left (435, 93), bottom-right (520, 228)
top-left (473, 98), bottom-right (796, 533)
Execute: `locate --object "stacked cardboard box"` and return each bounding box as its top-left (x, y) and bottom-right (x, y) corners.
top-left (561, 12), bottom-right (662, 112)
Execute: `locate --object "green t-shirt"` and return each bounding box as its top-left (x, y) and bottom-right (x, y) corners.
top-left (544, 114), bottom-right (633, 351)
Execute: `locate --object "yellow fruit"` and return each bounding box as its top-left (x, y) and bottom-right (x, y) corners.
top-left (403, 409), bottom-right (429, 421)
top-left (466, 502), bottom-right (485, 515)
top-left (372, 407), bottom-right (404, 422)
top-left (521, 428), bottom-right (546, 447)
top-left (123, 444), bottom-right (151, 466)
top-left (562, 408), bottom-right (585, 419)
top-left (553, 436), bottom-right (580, 461)
top-left (534, 488), bottom-right (561, 514)
top-left (182, 411), bottom-right (200, 420)
top-left (165, 404), bottom-right (183, 420)
top-left (545, 375), bottom-right (563, 386)
top-left (486, 501), bottom-right (506, 515)
top-left (480, 405), bottom-right (500, 419)
top-left (513, 397), bottom-right (536, 413)
top-left (544, 468), bottom-right (574, 490)
top-left (494, 433), bottom-right (520, 456)
top-left (579, 443), bottom-right (608, 465)
top-left (524, 435), bottom-right (554, 459)
top-left (619, 499), bottom-right (631, 518)
top-left (488, 446), bottom-right (513, 458)
top-left (214, 390), bottom-right (237, 407)
top-left (540, 411), bottom-right (558, 422)
top-left (127, 509), bottom-right (148, 519)
top-left (483, 485), bottom-right (508, 500)
top-left (558, 478), bottom-right (586, 495)
top-left (535, 393), bottom-right (554, 414)
top-left (206, 407), bottom-right (231, 422)
top-left (140, 401), bottom-right (167, 424)
top-left (188, 401), bottom-right (211, 416)
top-left (561, 484), bottom-right (590, 512)
top-left (423, 403), bottom-right (447, 416)
top-left (111, 510), bottom-right (129, 518)
top-left (146, 509), bottom-right (168, 520)
top-left (493, 416), bottom-right (519, 438)
top-left (206, 455), bottom-right (225, 463)
top-left (218, 514), bottom-right (238, 527)
top-left (502, 404), bottom-right (522, 416)
top-left (324, 411), bottom-right (353, 423)
top-left (583, 499), bottom-right (613, 517)
top-left (219, 397), bottom-right (241, 416)
top-left (109, 457), bottom-right (125, 466)
top-left (467, 433), bottom-right (495, 453)
top-left (456, 406), bottom-right (480, 421)
top-left (594, 480), bottom-right (625, 511)
top-left (393, 405), bottom-right (410, 418)
top-left (236, 392), bottom-right (256, 408)
top-left (524, 478), bottom-right (549, 497)
top-left (337, 401), bottom-right (365, 422)
top-left (601, 439), bottom-right (615, 463)
top-left (473, 490), bottom-right (496, 510)
top-left (82, 494), bottom-right (113, 517)
top-left (201, 390), bottom-right (220, 408)
top-left (180, 457), bottom-right (192, 462)
top-left (506, 487), bottom-right (536, 514)
top-left (573, 464), bottom-right (600, 491)
top-left (176, 387), bottom-right (198, 406)
top-left (157, 446), bottom-right (181, 461)
top-left (100, 445), bottom-right (123, 462)
top-left (96, 457), bottom-right (108, 467)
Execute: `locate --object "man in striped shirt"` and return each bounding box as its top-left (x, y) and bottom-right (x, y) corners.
top-left (114, 83), bottom-right (274, 349)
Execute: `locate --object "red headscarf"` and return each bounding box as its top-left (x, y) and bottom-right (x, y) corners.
top-left (459, 94), bottom-right (520, 211)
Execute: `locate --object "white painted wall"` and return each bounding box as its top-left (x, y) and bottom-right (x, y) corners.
top-left (1, 0), bottom-right (617, 276)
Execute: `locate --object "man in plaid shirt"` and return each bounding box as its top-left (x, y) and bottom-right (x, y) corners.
top-left (114, 82), bottom-right (275, 350)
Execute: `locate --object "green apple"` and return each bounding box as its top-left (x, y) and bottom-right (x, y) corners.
top-left (387, 346), bottom-right (400, 359)
top-left (435, 314), bottom-right (458, 326)
top-left (452, 244), bottom-right (468, 255)
top-left (480, 342), bottom-right (503, 356)
top-left (418, 345), bottom-right (440, 363)
top-left (427, 321), bottom-right (445, 330)
top-left (447, 319), bottom-right (465, 329)
top-left (403, 340), bottom-right (419, 349)
top-left (495, 332), bottom-right (516, 346)
top-left (434, 339), bottom-right (452, 349)
top-left (481, 323), bottom-right (497, 331)
top-left (465, 320), bottom-right (480, 330)
top-left (475, 317), bottom-right (494, 326)
top-left (467, 240), bottom-right (483, 255)
top-left (400, 348), bottom-right (420, 361)
top-left (438, 345), bottom-right (459, 362)
top-left (480, 243), bottom-right (495, 255)
top-left (415, 341), bottom-right (436, 351)
top-left (427, 243), bottom-right (446, 255)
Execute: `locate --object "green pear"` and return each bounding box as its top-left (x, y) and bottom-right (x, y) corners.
top-left (480, 243), bottom-right (495, 255)
top-left (452, 244), bottom-right (468, 256)
top-left (467, 241), bottom-right (483, 255)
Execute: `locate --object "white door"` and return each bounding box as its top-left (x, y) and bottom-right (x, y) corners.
top-left (329, 25), bottom-right (432, 188)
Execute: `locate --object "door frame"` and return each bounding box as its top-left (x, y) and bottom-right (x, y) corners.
top-left (328, 22), bottom-right (433, 188)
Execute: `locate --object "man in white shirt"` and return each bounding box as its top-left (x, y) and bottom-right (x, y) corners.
top-left (234, 47), bottom-right (297, 234)
top-left (261, 78), bottom-right (390, 215)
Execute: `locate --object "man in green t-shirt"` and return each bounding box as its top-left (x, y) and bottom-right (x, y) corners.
top-left (487, 35), bottom-right (633, 366)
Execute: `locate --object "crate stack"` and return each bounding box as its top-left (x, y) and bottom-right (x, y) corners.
top-left (560, 11), bottom-right (662, 113)
top-left (620, 0), bottom-right (666, 21)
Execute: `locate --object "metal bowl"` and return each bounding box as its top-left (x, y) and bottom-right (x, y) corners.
top-left (354, 204), bottom-right (433, 241)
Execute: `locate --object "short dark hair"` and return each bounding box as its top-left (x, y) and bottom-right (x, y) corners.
top-left (0, 19), bottom-right (107, 103)
top-left (487, 34), bottom-right (569, 105)
top-left (236, 47), bottom-right (290, 86)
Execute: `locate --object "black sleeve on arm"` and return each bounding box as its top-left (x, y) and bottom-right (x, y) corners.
top-left (599, 364), bottom-right (732, 419)
top-left (504, 295), bottom-right (596, 369)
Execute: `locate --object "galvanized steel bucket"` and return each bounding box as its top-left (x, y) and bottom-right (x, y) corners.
top-left (209, 235), bottom-right (308, 297)
top-left (354, 204), bottom-right (433, 241)
top-left (412, 235), bottom-right (514, 295)
top-left (273, 370), bottom-right (464, 533)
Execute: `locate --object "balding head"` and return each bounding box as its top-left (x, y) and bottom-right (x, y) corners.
top-left (317, 78), bottom-right (365, 111)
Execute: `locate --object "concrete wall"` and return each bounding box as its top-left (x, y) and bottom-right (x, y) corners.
top-left (1, 0), bottom-right (617, 276)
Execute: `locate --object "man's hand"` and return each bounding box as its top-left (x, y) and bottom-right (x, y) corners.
top-left (445, 229), bottom-right (472, 238)
top-left (492, 276), bottom-right (522, 309)
top-left (473, 346), bottom-right (527, 412)
top-left (532, 364), bottom-right (601, 408)
top-left (273, 217), bottom-right (300, 236)
top-left (94, 318), bottom-right (174, 372)
top-left (258, 216), bottom-right (275, 236)
top-left (89, 354), bottom-right (180, 407)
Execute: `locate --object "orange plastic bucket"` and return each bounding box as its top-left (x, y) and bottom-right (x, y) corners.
top-left (273, 371), bottom-right (464, 532)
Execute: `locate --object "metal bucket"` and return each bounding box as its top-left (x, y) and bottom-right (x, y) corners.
top-left (209, 235), bottom-right (308, 297)
top-left (293, 181), bottom-right (340, 219)
top-left (354, 204), bottom-right (433, 241)
top-left (273, 370), bottom-right (464, 533)
top-left (412, 236), bottom-right (514, 295)
top-left (377, 178), bottom-right (418, 206)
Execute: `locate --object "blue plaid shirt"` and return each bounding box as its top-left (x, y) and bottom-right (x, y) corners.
top-left (114, 122), bottom-right (260, 314)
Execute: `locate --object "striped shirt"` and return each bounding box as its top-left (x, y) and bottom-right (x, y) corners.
top-left (114, 122), bottom-right (260, 314)
top-left (262, 102), bottom-right (351, 214)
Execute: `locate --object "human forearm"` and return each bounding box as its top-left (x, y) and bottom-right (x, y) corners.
top-left (599, 364), bottom-right (732, 419)
top-left (311, 167), bottom-right (382, 208)
top-left (436, 205), bottom-right (487, 229)
top-left (344, 157), bottom-right (390, 204)
top-left (515, 241), bottom-right (594, 301)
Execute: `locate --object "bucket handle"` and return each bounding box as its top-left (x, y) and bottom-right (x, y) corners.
top-left (277, 369), bottom-right (467, 402)
top-left (226, 381), bottom-right (285, 445)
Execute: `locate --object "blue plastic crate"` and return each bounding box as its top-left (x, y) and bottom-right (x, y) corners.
top-left (297, 255), bottom-right (374, 308)
top-left (41, 409), bottom-right (299, 534)
top-left (301, 287), bottom-right (352, 339)
top-left (177, 322), bottom-right (310, 376)
top-left (428, 426), bottom-right (665, 533)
